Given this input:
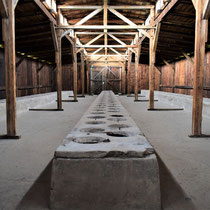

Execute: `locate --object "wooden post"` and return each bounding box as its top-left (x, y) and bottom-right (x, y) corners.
top-left (149, 8), bottom-right (156, 109)
top-left (2, 0), bottom-right (18, 137)
top-left (134, 49), bottom-right (138, 101)
top-left (192, 0), bottom-right (206, 136)
top-left (134, 42), bottom-right (141, 101)
top-left (127, 50), bottom-right (132, 96)
top-left (56, 8), bottom-right (62, 110)
top-left (73, 39), bottom-right (78, 101)
top-left (81, 52), bottom-right (85, 97)
top-left (86, 61), bottom-right (90, 94)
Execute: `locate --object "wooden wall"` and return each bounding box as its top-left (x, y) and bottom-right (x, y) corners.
top-left (158, 51), bottom-right (210, 98)
top-left (0, 50), bottom-right (82, 99)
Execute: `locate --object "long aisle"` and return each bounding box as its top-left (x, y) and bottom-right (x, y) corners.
top-left (0, 95), bottom-right (96, 210)
top-left (119, 95), bottom-right (210, 210)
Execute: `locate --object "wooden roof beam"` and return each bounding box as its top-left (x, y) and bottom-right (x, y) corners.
top-left (56, 25), bottom-right (155, 30)
top-left (203, 0), bottom-right (210, 19)
top-left (0, 0), bottom-right (8, 18)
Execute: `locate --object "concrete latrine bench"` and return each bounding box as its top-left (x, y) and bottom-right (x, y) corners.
top-left (50, 91), bottom-right (161, 210)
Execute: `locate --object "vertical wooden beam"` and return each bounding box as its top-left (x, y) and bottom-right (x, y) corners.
top-left (73, 38), bottom-right (78, 101)
top-left (56, 8), bottom-right (63, 110)
top-left (192, 0), bottom-right (206, 136)
top-left (86, 60), bottom-right (90, 94)
top-left (127, 50), bottom-right (132, 96)
top-left (81, 53), bottom-right (85, 97)
top-left (104, 0), bottom-right (108, 57)
top-left (2, 0), bottom-right (18, 137)
top-left (134, 44), bottom-right (141, 101)
top-left (149, 8), bottom-right (156, 109)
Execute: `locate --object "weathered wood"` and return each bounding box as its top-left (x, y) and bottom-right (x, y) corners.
top-left (149, 8), bottom-right (156, 110)
top-left (127, 50), bottom-right (132, 96)
top-left (51, 22), bottom-right (59, 52)
top-left (75, 8), bottom-right (103, 26)
top-left (57, 25), bottom-right (156, 30)
top-left (34, 0), bottom-right (56, 24)
top-left (203, 0), bottom-right (210, 19)
top-left (73, 39), bottom-right (78, 101)
top-left (192, 0), bottom-right (206, 136)
top-left (56, 8), bottom-right (63, 110)
top-left (81, 53), bottom-right (85, 97)
top-left (3, 0), bottom-right (17, 136)
top-left (163, 60), bottom-right (176, 93)
top-left (0, 0), bottom-right (8, 18)
top-left (134, 44), bottom-right (141, 101)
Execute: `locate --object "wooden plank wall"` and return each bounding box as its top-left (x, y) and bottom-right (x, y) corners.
top-left (62, 63), bottom-right (82, 93)
top-left (159, 51), bottom-right (210, 98)
top-left (0, 51), bottom-right (80, 99)
top-left (127, 52), bottom-right (210, 99)
top-left (129, 63), bottom-right (150, 93)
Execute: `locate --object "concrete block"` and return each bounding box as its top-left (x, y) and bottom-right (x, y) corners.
top-left (0, 91), bottom-right (73, 121)
top-left (51, 156), bottom-right (160, 210)
top-left (50, 91), bottom-right (161, 210)
top-left (142, 90), bottom-right (210, 119)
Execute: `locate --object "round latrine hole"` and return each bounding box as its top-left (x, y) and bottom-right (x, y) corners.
top-left (73, 136), bottom-right (110, 144)
top-left (88, 116), bottom-right (106, 119)
top-left (106, 131), bottom-right (129, 137)
top-left (81, 128), bottom-right (105, 133)
top-left (107, 117), bottom-right (127, 122)
top-left (93, 109), bottom-right (104, 112)
top-left (108, 124), bottom-right (130, 130)
top-left (86, 121), bottom-right (106, 125)
top-left (110, 114), bottom-right (124, 117)
top-left (91, 112), bottom-right (105, 115)
top-left (108, 110), bottom-right (120, 113)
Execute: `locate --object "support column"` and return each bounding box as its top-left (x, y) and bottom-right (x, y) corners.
top-left (81, 53), bottom-right (85, 97)
top-left (127, 51), bottom-right (132, 96)
top-left (86, 61), bottom-right (90, 94)
top-left (191, 0), bottom-right (206, 136)
top-left (1, 0), bottom-right (19, 138)
top-left (73, 40), bottom-right (78, 101)
top-left (56, 8), bottom-right (63, 110)
top-left (149, 8), bottom-right (156, 110)
top-left (134, 44), bottom-right (141, 101)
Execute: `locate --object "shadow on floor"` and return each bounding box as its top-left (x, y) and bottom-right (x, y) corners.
top-left (16, 156), bottom-right (197, 210)
top-left (16, 160), bottom-right (52, 210)
top-left (157, 154), bottom-right (197, 210)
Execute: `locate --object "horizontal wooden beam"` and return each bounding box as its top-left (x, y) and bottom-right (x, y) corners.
top-left (56, 25), bottom-right (155, 30)
top-left (58, 5), bottom-right (154, 10)
top-left (58, 5), bottom-right (103, 9)
top-left (76, 45), bottom-right (137, 48)
top-left (108, 5), bottom-right (154, 9)
top-left (76, 32), bottom-right (137, 35)
top-left (87, 54), bottom-right (128, 57)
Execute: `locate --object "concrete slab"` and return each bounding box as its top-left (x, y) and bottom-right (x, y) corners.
top-left (142, 90), bottom-right (210, 118)
top-left (0, 91), bottom-right (73, 121)
top-left (50, 91), bottom-right (161, 210)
